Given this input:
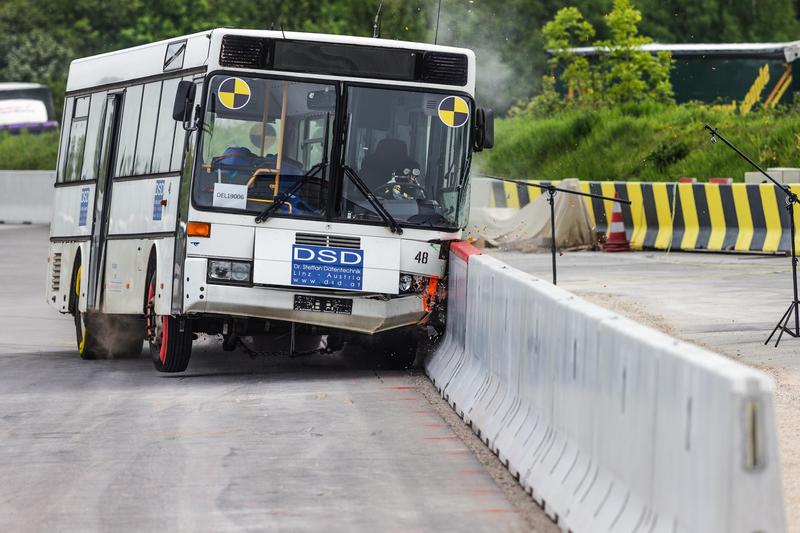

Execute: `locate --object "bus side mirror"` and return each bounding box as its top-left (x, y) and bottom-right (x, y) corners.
top-left (173, 81), bottom-right (196, 123)
top-left (474, 108), bottom-right (494, 151)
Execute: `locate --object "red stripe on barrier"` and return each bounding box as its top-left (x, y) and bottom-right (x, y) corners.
top-left (450, 241), bottom-right (482, 262)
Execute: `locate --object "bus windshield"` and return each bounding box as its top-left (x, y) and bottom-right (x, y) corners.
top-left (339, 86), bottom-right (472, 229)
top-left (194, 75), bottom-right (472, 229)
top-left (194, 75), bottom-right (335, 217)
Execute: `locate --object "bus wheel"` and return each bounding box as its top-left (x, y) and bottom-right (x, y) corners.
top-left (72, 264), bottom-right (144, 359)
top-left (146, 272), bottom-right (192, 372)
top-left (72, 264), bottom-right (104, 359)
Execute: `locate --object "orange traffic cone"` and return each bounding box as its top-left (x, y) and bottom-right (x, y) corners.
top-left (605, 193), bottom-right (630, 252)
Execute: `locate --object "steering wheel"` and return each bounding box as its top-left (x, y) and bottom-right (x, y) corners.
top-left (246, 155), bottom-right (305, 189)
top-left (373, 176), bottom-right (426, 201)
top-left (246, 167), bottom-right (279, 189)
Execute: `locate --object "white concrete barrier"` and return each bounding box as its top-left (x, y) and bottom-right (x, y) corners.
top-left (428, 243), bottom-right (785, 532)
top-left (0, 170), bottom-right (54, 224)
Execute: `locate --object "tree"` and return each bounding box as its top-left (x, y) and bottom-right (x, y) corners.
top-left (542, 7), bottom-right (597, 102)
top-left (0, 30), bottom-right (75, 113)
top-left (538, 0), bottom-right (673, 110)
top-left (597, 0), bottom-right (673, 105)
top-left (635, 0), bottom-right (800, 43)
top-left (0, 0), bottom-right (797, 116)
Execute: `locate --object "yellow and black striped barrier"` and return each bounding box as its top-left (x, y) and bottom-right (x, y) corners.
top-left (486, 179), bottom-right (799, 254)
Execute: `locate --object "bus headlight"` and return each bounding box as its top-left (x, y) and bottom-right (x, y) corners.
top-left (208, 259), bottom-right (252, 284)
top-left (399, 273), bottom-right (428, 294)
top-left (399, 274), bottom-right (414, 293)
top-left (230, 261), bottom-right (251, 282)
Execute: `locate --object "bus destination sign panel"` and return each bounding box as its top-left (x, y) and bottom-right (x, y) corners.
top-left (291, 244), bottom-right (364, 291)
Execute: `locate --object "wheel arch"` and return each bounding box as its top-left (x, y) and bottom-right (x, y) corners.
top-left (68, 247), bottom-right (83, 315)
top-left (149, 239), bottom-right (176, 316)
top-left (143, 245), bottom-right (157, 314)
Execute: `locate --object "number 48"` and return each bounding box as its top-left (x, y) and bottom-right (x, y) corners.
top-left (414, 251), bottom-right (428, 264)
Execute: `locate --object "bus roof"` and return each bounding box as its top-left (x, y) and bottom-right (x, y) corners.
top-left (563, 41), bottom-right (800, 62)
top-left (66, 29), bottom-right (477, 95)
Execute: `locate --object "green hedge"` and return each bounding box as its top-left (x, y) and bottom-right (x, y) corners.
top-left (475, 104), bottom-right (800, 182)
top-left (0, 131), bottom-right (59, 170)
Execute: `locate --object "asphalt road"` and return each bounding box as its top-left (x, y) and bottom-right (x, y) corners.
top-left (492, 247), bottom-right (800, 532)
top-left (0, 225), bottom-right (550, 533)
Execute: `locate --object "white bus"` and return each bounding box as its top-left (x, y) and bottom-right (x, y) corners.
top-left (46, 29), bottom-right (493, 372)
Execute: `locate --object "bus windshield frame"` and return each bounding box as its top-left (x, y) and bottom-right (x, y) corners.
top-left (191, 71), bottom-right (473, 232)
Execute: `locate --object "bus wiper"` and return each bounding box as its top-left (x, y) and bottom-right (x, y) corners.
top-left (341, 165), bottom-right (403, 235)
top-left (254, 162), bottom-right (327, 224)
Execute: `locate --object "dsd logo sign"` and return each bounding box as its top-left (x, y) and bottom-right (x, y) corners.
top-left (291, 245), bottom-right (364, 291)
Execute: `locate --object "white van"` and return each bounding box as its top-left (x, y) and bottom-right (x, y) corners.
top-left (0, 82), bottom-right (57, 133)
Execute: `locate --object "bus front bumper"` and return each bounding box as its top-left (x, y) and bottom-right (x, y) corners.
top-left (182, 259), bottom-right (425, 334)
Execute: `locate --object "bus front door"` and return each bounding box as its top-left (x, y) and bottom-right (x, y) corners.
top-left (86, 93), bottom-right (122, 311)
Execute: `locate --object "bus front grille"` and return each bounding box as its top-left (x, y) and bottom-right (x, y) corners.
top-left (421, 52), bottom-right (468, 86)
top-left (220, 35), bottom-right (268, 69)
top-left (295, 233), bottom-right (361, 249)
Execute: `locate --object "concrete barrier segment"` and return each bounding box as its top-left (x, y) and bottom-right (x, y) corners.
top-left (426, 248), bottom-right (786, 532)
top-left (449, 240), bottom-right (482, 261)
top-left (426, 242), bottom-right (471, 395)
top-left (0, 170), bottom-right (55, 224)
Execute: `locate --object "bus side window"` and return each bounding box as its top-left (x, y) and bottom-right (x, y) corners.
top-left (80, 92), bottom-right (108, 181)
top-left (133, 82), bottom-right (161, 175)
top-left (63, 96), bottom-right (90, 182)
top-left (56, 98), bottom-right (74, 183)
top-left (97, 78), bottom-right (185, 177)
top-left (152, 78), bottom-right (180, 173)
top-left (114, 85), bottom-right (143, 177)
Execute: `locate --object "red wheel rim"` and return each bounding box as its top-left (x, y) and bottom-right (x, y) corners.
top-left (147, 277), bottom-right (169, 364)
top-left (146, 281), bottom-right (155, 338)
top-left (160, 316), bottom-right (169, 364)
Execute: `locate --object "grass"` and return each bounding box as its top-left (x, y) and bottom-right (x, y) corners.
top-left (0, 130), bottom-right (60, 170)
top-left (475, 103), bottom-right (800, 182)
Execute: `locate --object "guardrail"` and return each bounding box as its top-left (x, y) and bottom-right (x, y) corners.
top-left (427, 242), bottom-right (785, 532)
top-left (474, 177), bottom-right (800, 254)
top-left (0, 170), bottom-right (54, 224)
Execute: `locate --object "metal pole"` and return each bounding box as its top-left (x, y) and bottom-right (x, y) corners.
top-left (705, 125), bottom-right (792, 197)
top-left (480, 174), bottom-right (631, 205)
top-left (547, 188), bottom-right (557, 285)
top-left (790, 197), bottom-right (799, 335)
top-left (480, 175), bottom-right (629, 285)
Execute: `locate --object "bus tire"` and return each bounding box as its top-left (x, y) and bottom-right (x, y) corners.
top-left (146, 272), bottom-right (192, 372)
top-left (71, 265), bottom-right (144, 359)
top-left (72, 263), bottom-right (104, 359)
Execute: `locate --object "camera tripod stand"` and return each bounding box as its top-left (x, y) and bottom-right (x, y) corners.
top-left (705, 124), bottom-right (799, 347)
